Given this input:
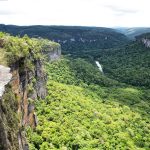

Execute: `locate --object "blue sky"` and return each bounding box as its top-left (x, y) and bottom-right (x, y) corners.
top-left (0, 0), bottom-right (149, 27)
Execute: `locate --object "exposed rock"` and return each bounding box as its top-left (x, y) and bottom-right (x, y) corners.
top-left (141, 38), bottom-right (150, 48)
top-left (43, 45), bottom-right (61, 61)
top-left (0, 36), bottom-right (61, 150)
top-left (35, 60), bottom-right (47, 99)
top-left (28, 103), bottom-right (35, 114)
top-left (23, 144), bottom-right (29, 150)
top-left (0, 65), bottom-right (12, 98)
top-left (7, 56), bottom-right (47, 149)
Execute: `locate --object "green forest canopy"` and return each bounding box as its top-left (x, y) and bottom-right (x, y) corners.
top-left (27, 58), bottom-right (150, 150)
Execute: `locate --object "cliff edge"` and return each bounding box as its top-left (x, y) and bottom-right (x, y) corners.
top-left (0, 32), bottom-right (61, 150)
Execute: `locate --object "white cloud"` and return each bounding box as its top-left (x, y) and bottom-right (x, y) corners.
top-left (0, 0), bottom-right (149, 27)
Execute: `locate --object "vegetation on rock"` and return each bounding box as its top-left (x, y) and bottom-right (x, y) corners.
top-left (0, 32), bottom-right (60, 150)
top-left (0, 32), bottom-right (60, 66)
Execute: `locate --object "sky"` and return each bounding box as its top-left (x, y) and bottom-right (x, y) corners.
top-left (0, 0), bottom-right (150, 27)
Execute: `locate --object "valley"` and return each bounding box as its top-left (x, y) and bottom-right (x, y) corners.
top-left (0, 26), bottom-right (150, 150)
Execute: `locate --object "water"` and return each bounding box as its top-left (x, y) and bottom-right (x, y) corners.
top-left (95, 61), bottom-right (103, 73)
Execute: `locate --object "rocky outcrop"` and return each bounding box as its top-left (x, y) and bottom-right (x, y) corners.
top-left (34, 60), bottom-right (47, 99)
top-left (0, 42), bottom-right (61, 150)
top-left (0, 66), bottom-right (14, 150)
top-left (141, 38), bottom-right (150, 48)
top-left (135, 33), bottom-right (150, 48)
top-left (43, 45), bottom-right (61, 62)
top-left (0, 65), bottom-right (12, 98)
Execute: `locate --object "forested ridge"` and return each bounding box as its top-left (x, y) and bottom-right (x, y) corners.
top-left (95, 41), bottom-right (150, 88)
top-left (0, 24), bottom-right (129, 55)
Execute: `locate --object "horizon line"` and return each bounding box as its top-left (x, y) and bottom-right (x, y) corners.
top-left (0, 23), bottom-right (150, 28)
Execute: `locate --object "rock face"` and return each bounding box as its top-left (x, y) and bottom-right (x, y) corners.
top-left (0, 44), bottom-right (61, 150)
top-left (35, 59), bottom-right (47, 99)
top-left (141, 38), bottom-right (150, 48)
top-left (0, 65), bottom-right (12, 98)
top-left (0, 66), bottom-right (13, 150)
top-left (43, 45), bottom-right (61, 61)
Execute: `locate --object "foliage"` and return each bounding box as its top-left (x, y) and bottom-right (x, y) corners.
top-left (94, 42), bottom-right (150, 88)
top-left (0, 32), bottom-right (60, 66)
top-left (0, 32), bottom-right (60, 149)
top-left (27, 58), bottom-right (150, 150)
top-left (1, 30), bottom-right (149, 149)
top-left (46, 58), bottom-right (121, 87)
top-left (0, 25), bottom-right (129, 55)
top-left (0, 85), bottom-right (19, 150)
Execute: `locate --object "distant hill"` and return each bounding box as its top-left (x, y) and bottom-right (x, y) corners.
top-left (0, 24), bottom-right (129, 54)
top-left (95, 34), bottom-right (150, 88)
top-left (115, 27), bottom-right (150, 39)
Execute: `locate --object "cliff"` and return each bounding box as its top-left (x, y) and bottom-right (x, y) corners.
top-left (0, 32), bottom-right (61, 150)
top-left (0, 65), bottom-right (12, 98)
top-left (141, 38), bottom-right (150, 48)
top-left (136, 33), bottom-right (150, 48)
